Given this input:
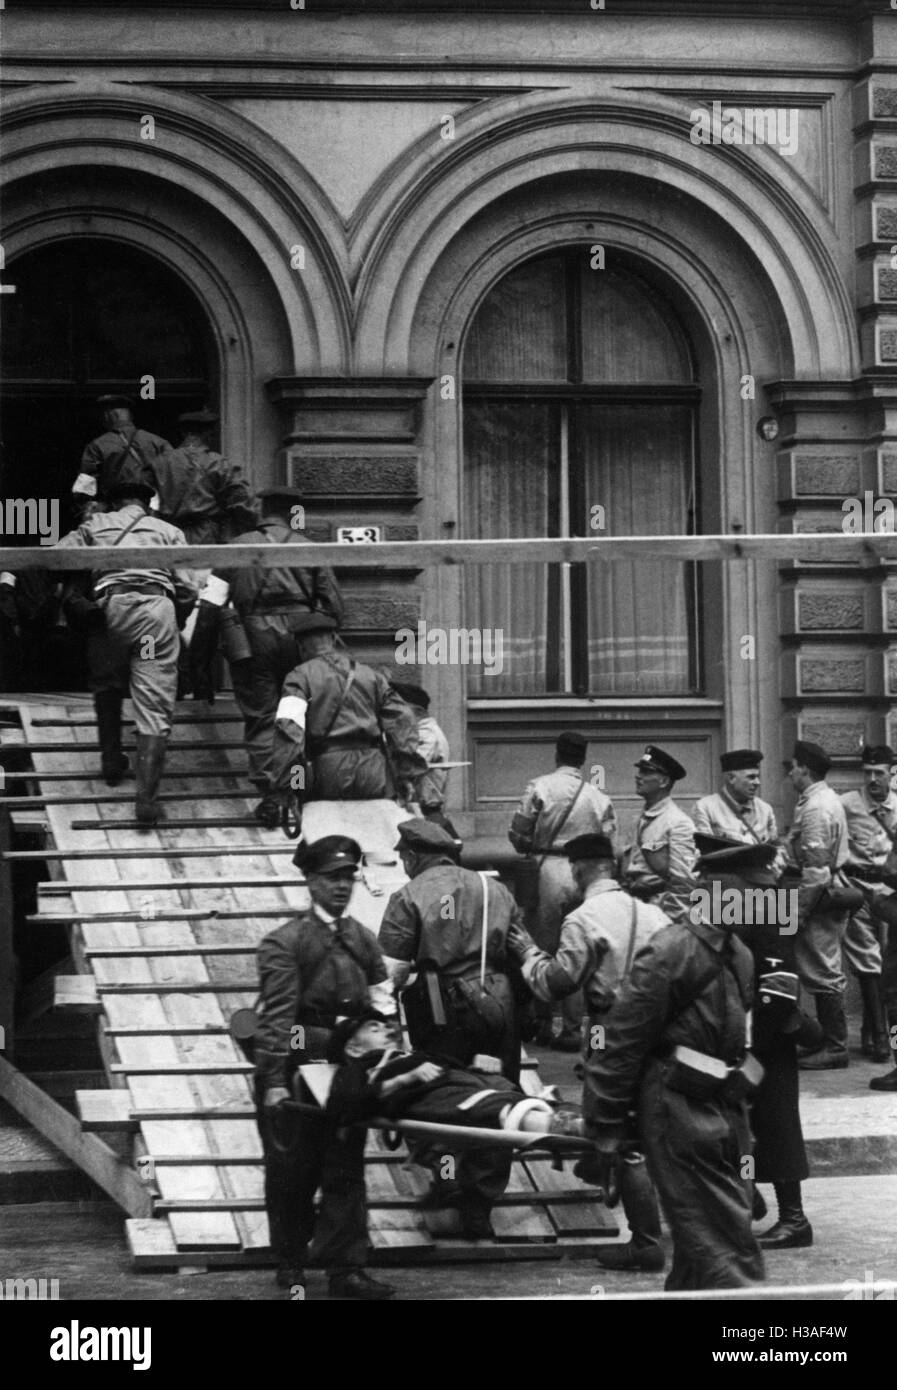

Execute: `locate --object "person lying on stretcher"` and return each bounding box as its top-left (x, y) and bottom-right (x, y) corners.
top-left (324, 1010), bottom-right (584, 1239)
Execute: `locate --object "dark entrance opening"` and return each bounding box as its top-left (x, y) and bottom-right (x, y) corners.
top-left (0, 238), bottom-right (217, 690)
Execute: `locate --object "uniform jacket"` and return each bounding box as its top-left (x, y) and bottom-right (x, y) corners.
top-left (213, 517), bottom-right (345, 624)
top-left (508, 766), bottom-right (616, 855)
top-left (254, 909), bottom-right (389, 1089)
top-left (693, 789), bottom-right (777, 844)
top-left (841, 787), bottom-right (897, 877)
top-left (56, 505), bottom-right (199, 611)
top-left (326, 1047), bottom-right (519, 1127)
top-left (272, 650), bottom-right (424, 794)
top-left (583, 917), bottom-right (754, 1144)
top-left (624, 796), bottom-right (697, 895)
top-left (520, 879), bottom-right (669, 1014)
top-left (379, 857), bottom-right (524, 984)
top-left (787, 779), bottom-right (849, 915)
top-left (152, 442), bottom-right (257, 540)
top-left (75, 426), bottom-right (171, 502)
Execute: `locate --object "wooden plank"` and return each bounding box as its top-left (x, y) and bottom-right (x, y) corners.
top-left (489, 1163), bottom-right (556, 1244)
top-left (522, 1157), bottom-right (620, 1237)
top-left (5, 847), bottom-right (297, 860)
top-left (84, 945), bottom-right (259, 958)
top-left (2, 530), bottom-right (894, 574)
top-left (0, 809), bottom-right (14, 1060)
top-left (69, 816), bottom-right (260, 831)
top-left (5, 790), bottom-right (257, 806)
top-left (76, 1090), bottom-right (137, 1133)
top-left (54, 975), bottom-right (101, 1012)
top-left (109, 1063), bottom-right (253, 1075)
top-left (126, 1219), bottom-right (179, 1266)
top-left (0, 1055), bottom-right (152, 1217)
top-left (40, 877), bottom-right (303, 894)
top-left (32, 911), bottom-right (289, 925)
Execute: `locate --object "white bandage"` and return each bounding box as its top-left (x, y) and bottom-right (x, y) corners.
top-left (201, 574), bottom-right (230, 607)
top-left (502, 1098), bottom-right (553, 1132)
top-left (367, 978), bottom-right (397, 1018)
top-left (72, 473), bottom-right (97, 497)
top-left (0, 573), bottom-right (16, 588)
top-left (276, 695), bottom-right (308, 728)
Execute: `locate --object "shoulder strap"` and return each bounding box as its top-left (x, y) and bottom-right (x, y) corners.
top-left (478, 871), bottom-right (490, 988)
top-left (314, 659), bottom-right (357, 745)
top-left (537, 777), bottom-right (586, 869)
top-left (621, 896), bottom-right (640, 983)
top-left (110, 510), bottom-right (145, 547)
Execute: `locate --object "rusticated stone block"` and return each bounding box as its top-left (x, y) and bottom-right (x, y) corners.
top-left (799, 720), bottom-right (866, 757)
top-left (875, 146), bottom-right (897, 179)
top-left (888, 653), bottom-right (897, 693)
top-left (886, 591), bottom-right (897, 628)
top-left (799, 659), bottom-right (866, 693)
top-left (342, 594), bottom-right (420, 631)
top-left (879, 455), bottom-right (897, 493)
top-left (878, 329), bottom-right (897, 362)
top-left (301, 521), bottom-right (420, 544)
top-left (873, 89), bottom-right (897, 119)
top-left (288, 455), bottom-right (419, 496)
top-left (797, 592), bottom-right (864, 630)
top-left (792, 456), bottom-right (861, 495)
top-left (876, 207), bottom-right (897, 240)
top-left (880, 269), bottom-right (897, 301)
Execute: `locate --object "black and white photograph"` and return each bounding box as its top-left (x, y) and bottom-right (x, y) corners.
top-left (0, 0), bottom-right (894, 1349)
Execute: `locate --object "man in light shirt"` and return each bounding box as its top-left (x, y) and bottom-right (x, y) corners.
top-left (693, 749), bottom-right (777, 845)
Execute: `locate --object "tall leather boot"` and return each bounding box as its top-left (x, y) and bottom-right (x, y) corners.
top-left (858, 973), bottom-right (890, 1063)
top-left (799, 994), bottom-right (849, 1070)
top-left (135, 733), bottom-right (168, 826)
top-left (870, 1007), bottom-right (897, 1090)
top-left (758, 1180), bottom-right (813, 1249)
top-left (94, 691), bottom-right (128, 786)
top-left (593, 1152), bottom-right (665, 1272)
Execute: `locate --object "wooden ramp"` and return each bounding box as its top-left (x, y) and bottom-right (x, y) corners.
top-left (0, 695), bottom-right (618, 1270)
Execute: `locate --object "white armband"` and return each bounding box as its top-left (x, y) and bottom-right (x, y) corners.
top-left (368, 978), bottom-right (397, 1018)
top-left (0, 572), bottom-right (16, 588)
top-left (200, 574), bottom-right (230, 607)
top-left (275, 695), bottom-right (308, 728)
top-left (72, 473), bottom-right (97, 497)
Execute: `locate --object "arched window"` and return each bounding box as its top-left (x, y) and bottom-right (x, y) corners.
top-left (462, 248), bottom-right (701, 698)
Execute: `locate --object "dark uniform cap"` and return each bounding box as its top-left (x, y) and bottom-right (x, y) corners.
top-left (697, 841), bottom-right (779, 875)
top-left (391, 682), bottom-right (430, 710)
top-left (565, 833), bottom-right (615, 863)
top-left (179, 407), bottom-right (219, 426)
top-left (793, 740), bottom-right (831, 778)
top-left (396, 818), bottom-right (460, 855)
top-left (861, 744), bottom-right (896, 766)
top-left (97, 393), bottom-right (135, 410)
top-left (720, 749), bottom-right (764, 771)
top-left (694, 832), bottom-right (749, 858)
top-left (106, 479), bottom-right (154, 504)
top-left (635, 745), bottom-right (686, 783)
top-left (326, 1010), bottom-right (391, 1064)
top-left (556, 731), bottom-right (588, 764)
top-left (293, 834), bottom-right (362, 875)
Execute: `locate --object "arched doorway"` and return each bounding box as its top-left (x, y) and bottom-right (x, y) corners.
top-left (0, 237), bottom-right (217, 526)
top-left (0, 237), bottom-right (218, 690)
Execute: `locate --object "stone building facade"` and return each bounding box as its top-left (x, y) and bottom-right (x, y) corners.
top-left (2, 0), bottom-right (896, 840)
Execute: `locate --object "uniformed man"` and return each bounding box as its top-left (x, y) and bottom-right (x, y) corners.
top-left (152, 408), bottom-right (257, 545)
top-left (73, 394), bottom-right (172, 514)
top-left (379, 819), bottom-right (526, 1083)
top-left (192, 487), bottom-right (345, 826)
top-left (508, 833), bottom-right (669, 1272)
top-left (785, 741), bottom-right (852, 1071)
top-left (841, 745), bottom-right (897, 1066)
top-left (254, 835), bottom-right (396, 1301)
top-left (55, 479), bottom-right (199, 824)
top-left (390, 682), bottom-right (455, 830)
top-left (581, 846), bottom-right (766, 1290)
top-left (622, 745), bottom-right (697, 902)
top-left (696, 839), bottom-right (820, 1251)
top-left (270, 619), bottom-right (427, 819)
top-left (508, 732), bottom-right (617, 1050)
top-left (693, 749), bottom-right (778, 845)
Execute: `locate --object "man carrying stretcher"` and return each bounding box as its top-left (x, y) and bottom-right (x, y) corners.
top-left (324, 1010), bottom-right (584, 1239)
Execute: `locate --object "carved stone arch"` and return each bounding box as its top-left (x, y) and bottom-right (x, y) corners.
top-left (355, 89), bottom-right (857, 381)
top-left (0, 81), bottom-right (353, 377)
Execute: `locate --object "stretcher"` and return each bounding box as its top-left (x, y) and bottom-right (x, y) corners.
top-left (290, 1063), bottom-right (594, 1158)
